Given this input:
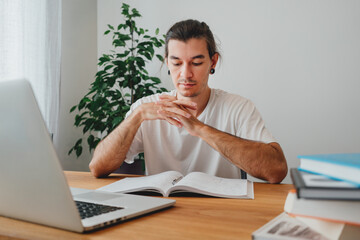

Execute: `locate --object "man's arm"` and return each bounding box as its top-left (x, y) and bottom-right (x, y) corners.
top-left (195, 125), bottom-right (287, 183)
top-left (89, 100), bottom-right (195, 178)
top-left (89, 109), bottom-right (143, 178)
top-left (157, 97), bottom-right (288, 183)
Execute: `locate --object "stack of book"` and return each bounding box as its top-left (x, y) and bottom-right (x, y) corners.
top-left (252, 153), bottom-right (360, 240)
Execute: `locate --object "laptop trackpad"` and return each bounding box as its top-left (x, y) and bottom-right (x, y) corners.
top-left (74, 191), bottom-right (123, 202)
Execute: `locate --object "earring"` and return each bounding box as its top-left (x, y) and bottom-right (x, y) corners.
top-left (168, 70), bottom-right (170, 75)
top-left (210, 68), bottom-right (215, 74)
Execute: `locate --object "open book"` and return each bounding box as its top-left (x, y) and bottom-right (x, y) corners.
top-left (97, 171), bottom-right (254, 199)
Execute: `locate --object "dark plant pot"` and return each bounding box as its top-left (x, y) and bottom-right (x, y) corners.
top-left (113, 159), bottom-right (145, 175)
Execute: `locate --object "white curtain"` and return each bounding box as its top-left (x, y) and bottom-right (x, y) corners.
top-left (0, 0), bottom-right (61, 139)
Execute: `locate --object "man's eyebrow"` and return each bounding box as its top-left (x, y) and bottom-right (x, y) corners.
top-left (192, 54), bottom-right (205, 59)
top-left (169, 55), bottom-right (205, 60)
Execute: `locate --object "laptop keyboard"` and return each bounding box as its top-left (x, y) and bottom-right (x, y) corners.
top-left (75, 201), bottom-right (123, 219)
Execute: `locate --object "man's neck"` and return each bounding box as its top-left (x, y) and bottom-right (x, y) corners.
top-left (177, 87), bottom-right (211, 117)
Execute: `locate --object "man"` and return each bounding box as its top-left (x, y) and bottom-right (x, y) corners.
top-left (89, 19), bottom-right (288, 183)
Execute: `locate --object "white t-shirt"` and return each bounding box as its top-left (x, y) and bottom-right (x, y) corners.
top-left (124, 88), bottom-right (276, 178)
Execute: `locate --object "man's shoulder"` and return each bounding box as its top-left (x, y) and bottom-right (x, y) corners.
top-left (212, 89), bottom-right (252, 106)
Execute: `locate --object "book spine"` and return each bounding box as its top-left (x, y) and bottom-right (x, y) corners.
top-left (290, 169), bottom-right (306, 198)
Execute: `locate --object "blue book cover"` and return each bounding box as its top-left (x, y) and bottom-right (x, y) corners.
top-left (297, 153), bottom-right (360, 168)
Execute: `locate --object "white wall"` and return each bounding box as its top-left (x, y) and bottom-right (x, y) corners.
top-left (59, 0), bottom-right (360, 183)
top-left (56, 0), bottom-right (97, 171)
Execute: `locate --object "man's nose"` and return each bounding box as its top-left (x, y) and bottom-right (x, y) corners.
top-left (180, 64), bottom-right (193, 79)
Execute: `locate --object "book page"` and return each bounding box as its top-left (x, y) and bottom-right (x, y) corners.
top-left (169, 172), bottom-right (253, 199)
top-left (252, 212), bottom-right (328, 240)
top-left (302, 174), bottom-right (357, 188)
top-left (97, 171), bottom-right (183, 196)
top-left (295, 216), bottom-right (344, 240)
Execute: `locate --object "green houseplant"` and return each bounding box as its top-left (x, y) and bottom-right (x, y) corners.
top-left (69, 3), bottom-right (167, 159)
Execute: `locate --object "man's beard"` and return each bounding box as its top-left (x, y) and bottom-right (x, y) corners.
top-left (177, 79), bottom-right (200, 97)
top-left (177, 79), bottom-right (196, 84)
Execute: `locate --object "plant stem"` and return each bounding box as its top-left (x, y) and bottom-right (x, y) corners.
top-left (130, 17), bottom-right (134, 104)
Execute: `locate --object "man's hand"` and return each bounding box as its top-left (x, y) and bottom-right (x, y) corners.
top-left (156, 95), bottom-right (203, 136)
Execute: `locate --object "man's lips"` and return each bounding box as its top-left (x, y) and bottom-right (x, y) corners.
top-left (181, 83), bottom-right (195, 87)
top-left (178, 80), bottom-right (196, 88)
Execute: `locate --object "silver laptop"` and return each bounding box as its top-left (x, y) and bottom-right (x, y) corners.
top-left (0, 79), bottom-right (175, 233)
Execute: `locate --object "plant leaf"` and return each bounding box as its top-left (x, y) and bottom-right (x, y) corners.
top-left (76, 146), bottom-right (82, 157)
top-left (156, 54), bottom-right (164, 62)
top-left (70, 105), bottom-right (77, 113)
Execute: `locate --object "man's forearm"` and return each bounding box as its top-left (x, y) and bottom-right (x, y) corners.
top-left (89, 110), bottom-right (143, 178)
top-left (158, 100), bottom-right (287, 183)
top-left (197, 125), bottom-right (288, 183)
top-left (89, 100), bottom-right (192, 178)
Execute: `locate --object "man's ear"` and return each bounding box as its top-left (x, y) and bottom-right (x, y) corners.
top-left (211, 53), bottom-right (219, 69)
top-left (165, 57), bottom-right (170, 75)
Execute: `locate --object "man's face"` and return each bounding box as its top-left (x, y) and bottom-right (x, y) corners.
top-left (166, 38), bottom-right (217, 99)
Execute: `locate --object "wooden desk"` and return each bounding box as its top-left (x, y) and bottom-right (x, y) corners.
top-left (0, 171), bottom-right (293, 240)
